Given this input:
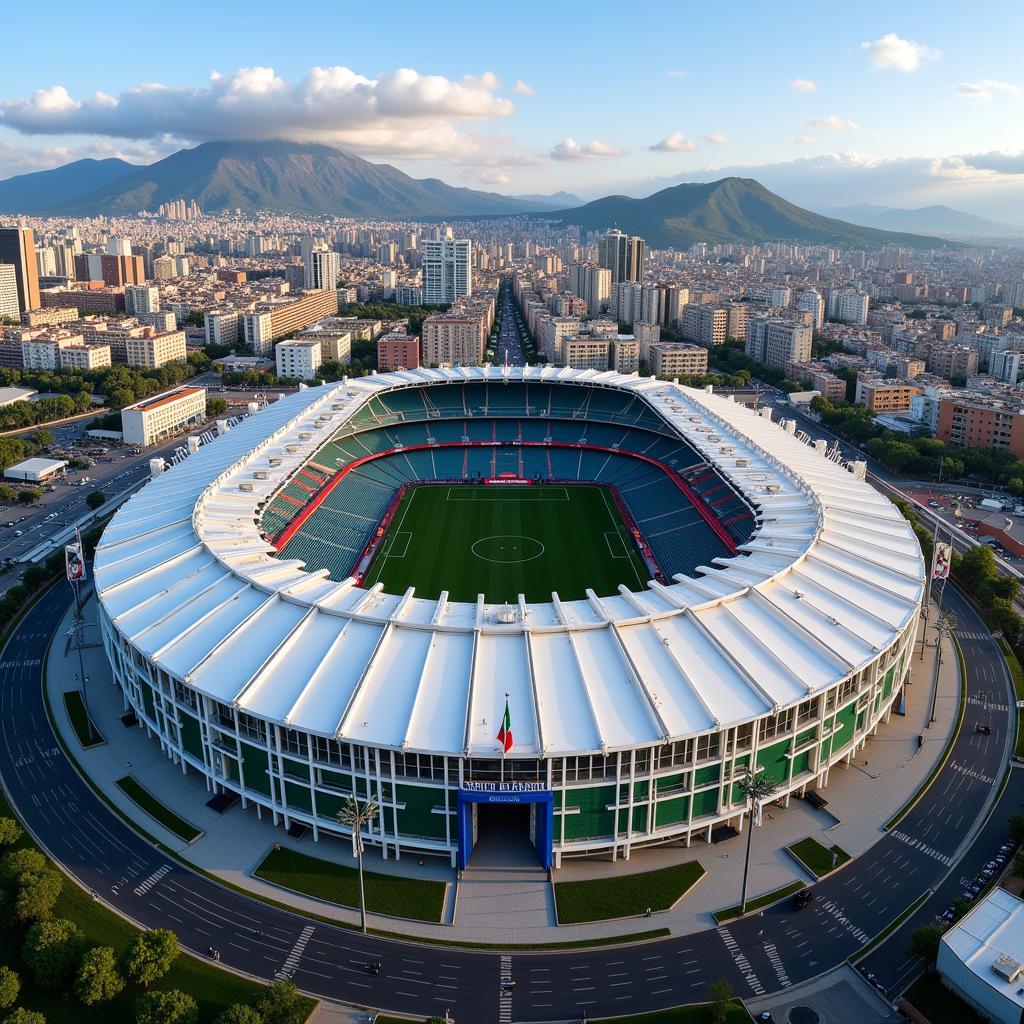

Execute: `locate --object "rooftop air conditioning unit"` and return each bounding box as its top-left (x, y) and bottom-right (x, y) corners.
top-left (254, 471), bottom-right (269, 480)
top-left (269, 458), bottom-right (282, 467)
top-left (239, 482), bottom-right (254, 493)
top-left (993, 954), bottom-right (1023, 982)
top-left (298, 432), bottom-right (312, 440)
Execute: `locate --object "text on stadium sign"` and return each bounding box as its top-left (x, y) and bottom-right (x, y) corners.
top-left (462, 781), bottom-right (546, 793)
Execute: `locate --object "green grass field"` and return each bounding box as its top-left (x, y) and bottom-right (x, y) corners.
top-left (360, 483), bottom-right (650, 602)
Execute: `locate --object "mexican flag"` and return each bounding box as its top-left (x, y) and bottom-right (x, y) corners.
top-left (497, 695), bottom-right (514, 754)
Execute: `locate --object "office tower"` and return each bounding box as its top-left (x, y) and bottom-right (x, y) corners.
top-left (305, 248), bottom-right (340, 291)
top-left (598, 229), bottom-right (645, 283)
top-left (422, 239), bottom-right (472, 304)
top-left (106, 236), bottom-right (132, 256)
top-left (0, 227), bottom-right (41, 314)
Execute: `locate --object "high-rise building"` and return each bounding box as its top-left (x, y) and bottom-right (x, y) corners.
top-left (744, 317), bottom-right (812, 369)
top-left (827, 288), bottom-right (869, 325)
top-left (0, 265), bottom-right (19, 321)
top-left (681, 304), bottom-right (728, 347)
top-left (422, 239), bottom-right (472, 304)
top-left (0, 227), bottom-right (41, 314)
top-left (597, 230), bottom-right (645, 283)
top-left (567, 262), bottom-right (611, 314)
top-left (124, 285), bottom-right (160, 317)
top-left (305, 248), bottom-right (340, 291)
top-left (797, 289), bottom-right (825, 331)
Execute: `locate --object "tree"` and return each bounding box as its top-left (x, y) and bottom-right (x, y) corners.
top-left (4, 1010), bottom-right (45, 1024)
top-left (707, 977), bottom-right (733, 1024)
top-left (22, 918), bottom-right (87, 989)
top-left (0, 848), bottom-right (62, 924)
top-left (909, 924), bottom-right (944, 965)
top-left (0, 817), bottom-right (22, 848)
top-left (16, 489), bottom-right (41, 506)
top-left (214, 1006), bottom-right (263, 1024)
top-left (33, 430), bottom-right (54, 447)
top-left (135, 991), bottom-right (198, 1024)
top-left (75, 946), bottom-right (124, 1005)
top-left (85, 490), bottom-right (107, 510)
top-left (255, 981), bottom-right (306, 1024)
top-left (0, 966), bottom-right (19, 1009)
top-left (206, 397), bottom-right (227, 417)
top-left (1009, 814), bottom-right (1024, 848)
top-left (122, 929), bottom-right (179, 988)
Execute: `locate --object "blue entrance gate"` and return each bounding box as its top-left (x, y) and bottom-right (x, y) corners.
top-left (456, 786), bottom-right (553, 870)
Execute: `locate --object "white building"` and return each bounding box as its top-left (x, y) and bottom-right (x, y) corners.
top-left (745, 317), bottom-right (812, 368)
top-left (125, 285), bottom-right (160, 317)
top-left (5, 457), bottom-right (67, 482)
top-left (305, 249), bottom-right (340, 291)
top-left (798, 289), bottom-right (825, 331)
top-left (937, 888), bottom-right (1024, 1024)
top-left (121, 386), bottom-right (207, 447)
top-left (243, 311), bottom-right (274, 357)
top-left (275, 338), bottom-right (322, 381)
top-left (204, 310), bottom-right (242, 348)
top-left (828, 288), bottom-right (869, 325)
top-left (0, 265), bottom-right (18, 321)
top-left (126, 330), bottom-right (187, 369)
top-left (60, 344), bottom-right (111, 371)
top-left (422, 239), bottom-right (472, 304)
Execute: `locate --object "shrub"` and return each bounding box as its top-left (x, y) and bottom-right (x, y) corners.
top-left (0, 966), bottom-right (20, 1009)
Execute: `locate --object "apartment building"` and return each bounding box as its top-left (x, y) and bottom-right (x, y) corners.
top-left (0, 265), bottom-right (18, 321)
top-left (243, 311), bottom-right (274, 357)
top-left (125, 329), bottom-right (187, 369)
top-left (649, 343), bottom-right (710, 378)
top-left (59, 344), bottom-right (111, 371)
top-left (745, 317), bottom-right (812, 368)
top-left (681, 304), bottom-right (728, 347)
top-left (266, 290), bottom-right (339, 341)
top-left (297, 324), bottom-right (352, 364)
top-left (124, 285), bottom-right (160, 316)
top-left (562, 336), bottom-right (610, 372)
top-left (121, 386), bottom-right (207, 447)
top-left (421, 311), bottom-right (487, 366)
top-left (422, 239), bottom-right (472, 304)
top-left (937, 394), bottom-right (1024, 457)
top-left (610, 337), bottom-right (640, 374)
top-left (855, 376), bottom-right (922, 413)
top-left (377, 334), bottom-right (420, 371)
top-left (204, 309), bottom-right (243, 347)
top-left (275, 338), bottom-right (322, 381)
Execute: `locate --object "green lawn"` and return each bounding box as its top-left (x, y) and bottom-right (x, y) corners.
top-left (904, 972), bottom-right (988, 1024)
top-left (554, 861), bottom-right (705, 924)
top-left (254, 845), bottom-right (446, 922)
top-left (787, 836), bottom-right (850, 878)
top-left (0, 790), bottom-right (311, 1024)
top-left (357, 483), bottom-right (650, 602)
top-left (714, 880), bottom-right (805, 923)
top-left (115, 775), bottom-right (202, 843)
top-left (64, 689), bottom-right (104, 747)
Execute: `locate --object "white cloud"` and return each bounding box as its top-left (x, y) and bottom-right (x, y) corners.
top-left (0, 65), bottom-right (517, 161)
top-left (648, 132), bottom-right (698, 153)
top-left (666, 70), bottom-right (688, 78)
top-left (513, 80), bottom-right (534, 96)
top-left (806, 114), bottom-right (858, 132)
top-left (792, 135), bottom-right (816, 146)
top-left (860, 33), bottom-right (940, 72)
top-left (954, 80), bottom-right (1020, 101)
top-left (469, 168), bottom-right (511, 186)
top-left (789, 79), bottom-right (817, 93)
top-left (702, 133), bottom-right (728, 145)
top-left (0, 136), bottom-right (180, 179)
top-left (550, 137), bottom-right (625, 161)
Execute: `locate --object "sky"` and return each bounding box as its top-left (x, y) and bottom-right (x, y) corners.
top-left (2, 0), bottom-right (1024, 221)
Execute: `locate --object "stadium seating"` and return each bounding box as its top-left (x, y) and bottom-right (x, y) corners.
top-left (265, 385), bottom-right (755, 583)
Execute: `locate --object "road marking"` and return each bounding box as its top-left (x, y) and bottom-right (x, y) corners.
top-left (133, 863), bottom-right (171, 896)
top-left (275, 925), bottom-right (314, 980)
top-left (499, 954), bottom-right (513, 1024)
top-left (890, 830), bottom-right (954, 866)
top-left (717, 926), bottom-right (766, 996)
top-left (763, 942), bottom-right (791, 988)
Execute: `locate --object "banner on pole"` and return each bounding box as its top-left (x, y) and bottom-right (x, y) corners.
top-left (932, 542), bottom-right (951, 580)
top-left (65, 542), bottom-right (86, 583)
top-left (753, 800), bottom-right (764, 828)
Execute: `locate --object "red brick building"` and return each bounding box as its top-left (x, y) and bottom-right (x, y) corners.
top-left (377, 334), bottom-right (420, 370)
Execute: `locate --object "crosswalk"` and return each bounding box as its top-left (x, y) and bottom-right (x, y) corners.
top-left (498, 954), bottom-right (512, 1023)
top-left (133, 863), bottom-right (171, 896)
top-left (276, 925), bottom-right (314, 980)
top-left (891, 829), bottom-right (954, 866)
top-left (717, 926), bottom-right (766, 995)
top-left (762, 941), bottom-right (791, 988)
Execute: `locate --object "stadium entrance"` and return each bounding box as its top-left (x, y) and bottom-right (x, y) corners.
top-left (455, 786), bottom-right (553, 870)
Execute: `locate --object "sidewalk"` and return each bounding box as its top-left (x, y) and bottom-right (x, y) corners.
top-left (50, 597), bottom-right (960, 945)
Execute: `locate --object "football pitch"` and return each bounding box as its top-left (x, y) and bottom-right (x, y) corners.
top-left (359, 484), bottom-right (650, 603)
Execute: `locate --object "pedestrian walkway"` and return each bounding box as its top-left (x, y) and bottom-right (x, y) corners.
top-left (48, 596), bottom-right (962, 945)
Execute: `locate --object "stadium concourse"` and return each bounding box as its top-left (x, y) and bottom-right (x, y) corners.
top-left (93, 367), bottom-right (925, 871)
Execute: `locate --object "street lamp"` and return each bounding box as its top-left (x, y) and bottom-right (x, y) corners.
top-left (737, 765), bottom-right (778, 916)
top-left (336, 794), bottom-right (379, 933)
top-left (929, 612), bottom-right (958, 726)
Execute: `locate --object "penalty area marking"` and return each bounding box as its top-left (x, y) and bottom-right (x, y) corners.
top-left (388, 531), bottom-right (411, 558)
top-left (470, 535), bottom-right (546, 564)
top-left (604, 531), bottom-right (628, 559)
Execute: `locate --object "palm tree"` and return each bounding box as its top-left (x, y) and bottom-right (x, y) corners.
top-left (336, 795), bottom-right (379, 933)
top-left (737, 765), bottom-right (778, 915)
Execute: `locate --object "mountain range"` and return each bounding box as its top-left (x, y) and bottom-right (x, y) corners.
top-left (817, 203), bottom-right (1019, 237)
top-left (0, 140), bottom-right (948, 249)
top-left (0, 141), bottom-right (554, 219)
top-left (543, 178), bottom-right (949, 250)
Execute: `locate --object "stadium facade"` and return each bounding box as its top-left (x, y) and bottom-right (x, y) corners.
top-left (94, 367), bottom-right (925, 868)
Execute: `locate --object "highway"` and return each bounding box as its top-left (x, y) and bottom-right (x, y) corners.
top-left (497, 280), bottom-right (529, 366)
top-left (0, 569), bottom-right (1015, 1019)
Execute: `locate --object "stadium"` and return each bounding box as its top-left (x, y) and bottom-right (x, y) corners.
top-left (93, 367), bottom-right (925, 870)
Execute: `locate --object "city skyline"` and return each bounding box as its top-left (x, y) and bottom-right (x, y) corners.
top-left (1, 0), bottom-right (1023, 221)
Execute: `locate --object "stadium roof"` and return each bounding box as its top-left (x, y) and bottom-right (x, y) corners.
top-left (94, 366), bottom-right (925, 757)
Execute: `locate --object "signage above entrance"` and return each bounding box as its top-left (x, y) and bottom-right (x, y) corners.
top-left (462, 781), bottom-right (547, 793)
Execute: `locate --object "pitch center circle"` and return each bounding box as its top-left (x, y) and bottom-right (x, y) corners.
top-left (470, 535), bottom-right (545, 564)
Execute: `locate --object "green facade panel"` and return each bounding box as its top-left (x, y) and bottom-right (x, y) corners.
top-left (562, 785), bottom-right (615, 840)
top-left (691, 787), bottom-right (718, 818)
top-left (179, 714), bottom-right (203, 759)
top-left (397, 785), bottom-right (446, 839)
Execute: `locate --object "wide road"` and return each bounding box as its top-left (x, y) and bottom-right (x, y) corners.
top-left (498, 280), bottom-right (527, 366)
top-left (0, 580), bottom-right (1014, 1021)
